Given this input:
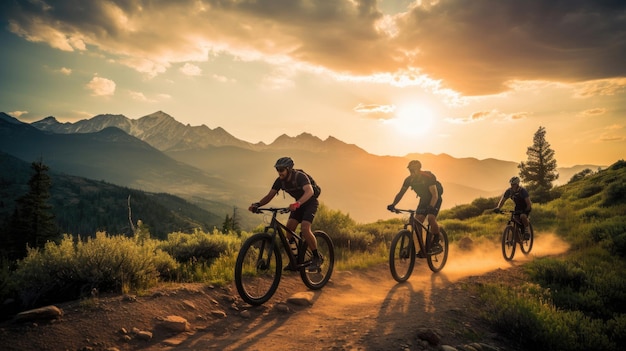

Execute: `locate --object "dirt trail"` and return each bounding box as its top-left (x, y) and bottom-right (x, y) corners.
top-left (1, 233), bottom-right (569, 351)
top-left (147, 233), bottom-right (569, 351)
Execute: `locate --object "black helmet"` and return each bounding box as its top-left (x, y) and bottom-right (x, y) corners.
top-left (407, 160), bottom-right (422, 171)
top-left (509, 176), bottom-right (521, 185)
top-left (274, 157), bottom-right (294, 169)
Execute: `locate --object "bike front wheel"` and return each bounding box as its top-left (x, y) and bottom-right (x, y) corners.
top-left (427, 228), bottom-right (449, 273)
top-left (300, 230), bottom-right (335, 290)
top-left (519, 223), bottom-right (534, 254)
top-left (389, 229), bottom-right (416, 282)
top-left (234, 233), bottom-right (282, 305)
top-left (501, 226), bottom-right (516, 261)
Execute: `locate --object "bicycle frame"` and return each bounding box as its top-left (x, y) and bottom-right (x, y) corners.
top-left (397, 209), bottom-right (433, 253)
top-left (498, 209), bottom-right (534, 261)
top-left (235, 207), bottom-right (335, 305)
top-left (261, 208), bottom-right (310, 270)
top-left (388, 208), bottom-right (448, 281)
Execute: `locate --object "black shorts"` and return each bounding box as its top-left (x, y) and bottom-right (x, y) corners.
top-left (416, 197), bottom-right (443, 216)
top-left (289, 198), bottom-right (319, 223)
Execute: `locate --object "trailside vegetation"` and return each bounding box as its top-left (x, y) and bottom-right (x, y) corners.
top-left (518, 126), bottom-right (560, 203)
top-left (0, 160), bottom-right (624, 350)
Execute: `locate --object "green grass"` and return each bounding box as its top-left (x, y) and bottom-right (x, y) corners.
top-left (2, 160), bottom-right (625, 350)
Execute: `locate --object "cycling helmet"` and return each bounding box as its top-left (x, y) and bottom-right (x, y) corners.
top-left (509, 176), bottom-right (521, 185)
top-left (274, 156), bottom-right (294, 169)
top-left (407, 160), bottom-right (422, 171)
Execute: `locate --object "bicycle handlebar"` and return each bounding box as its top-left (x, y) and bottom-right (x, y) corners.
top-left (389, 208), bottom-right (415, 215)
top-left (253, 207), bottom-right (291, 214)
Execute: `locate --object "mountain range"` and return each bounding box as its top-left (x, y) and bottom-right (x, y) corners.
top-left (0, 111), bottom-right (603, 226)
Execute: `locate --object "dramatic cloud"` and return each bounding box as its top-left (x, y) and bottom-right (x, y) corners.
top-left (86, 76), bottom-right (116, 96)
top-left (3, 0), bottom-right (625, 96)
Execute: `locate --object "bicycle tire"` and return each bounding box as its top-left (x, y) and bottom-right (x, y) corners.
top-left (501, 225), bottom-right (516, 261)
top-left (234, 233), bottom-right (282, 305)
top-left (389, 229), bottom-right (415, 282)
top-left (300, 230), bottom-right (335, 290)
top-left (519, 223), bottom-right (534, 254)
top-left (427, 227), bottom-right (449, 273)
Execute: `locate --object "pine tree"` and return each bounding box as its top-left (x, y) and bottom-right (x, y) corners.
top-left (8, 160), bottom-right (59, 259)
top-left (518, 126), bottom-right (559, 203)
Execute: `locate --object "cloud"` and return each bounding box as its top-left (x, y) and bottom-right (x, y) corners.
top-left (85, 76), bottom-right (116, 96)
top-left (129, 91), bottom-right (156, 103)
top-left (58, 67), bottom-right (72, 75)
top-left (446, 110), bottom-right (495, 124)
top-left (4, 0), bottom-right (626, 95)
top-left (8, 111), bottom-right (28, 117)
top-left (578, 108), bottom-right (607, 118)
top-left (354, 103), bottom-right (396, 119)
top-left (180, 63), bottom-right (202, 76)
top-left (573, 78), bottom-right (626, 98)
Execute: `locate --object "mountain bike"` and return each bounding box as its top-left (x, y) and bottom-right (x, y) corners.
top-left (388, 209), bottom-right (449, 282)
top-left (495, 209), bottom-right (534, 261)
top-left (234, 207), bottom-right (335, 305)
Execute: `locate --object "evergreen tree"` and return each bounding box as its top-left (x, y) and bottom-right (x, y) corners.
top-left (8, 160), bottom-right (59, 259)
top-left (518, 126), bottom-right (559, 203)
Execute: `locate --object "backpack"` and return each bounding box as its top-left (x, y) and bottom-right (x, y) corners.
top-left (291, 169), bottom-right (322, 198)
top-left (421, 170), bottom-right (444, 195)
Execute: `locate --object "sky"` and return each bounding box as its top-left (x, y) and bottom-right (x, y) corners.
top-left (1, 0), bottom-right (625, 167)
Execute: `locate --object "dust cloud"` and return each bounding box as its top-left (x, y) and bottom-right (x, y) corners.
top-left (442, 231), bottom-right (570, 282)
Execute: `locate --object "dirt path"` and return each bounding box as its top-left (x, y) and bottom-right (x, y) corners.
top-left (147, 233), bottom-right (569, 351)
top-left (1, 233), bottom-right (569, 351)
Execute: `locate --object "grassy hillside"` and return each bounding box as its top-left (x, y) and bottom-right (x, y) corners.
top-left (2, 158), bottom-right (624, 349)
top-left (0, 152), bottom-right (223, 240)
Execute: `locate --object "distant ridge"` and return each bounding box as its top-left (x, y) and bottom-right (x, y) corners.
top-left (2, 110), bottom-right (609, 223)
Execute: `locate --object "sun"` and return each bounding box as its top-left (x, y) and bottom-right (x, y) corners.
top-left (388, 103), bottom-right (435, 137)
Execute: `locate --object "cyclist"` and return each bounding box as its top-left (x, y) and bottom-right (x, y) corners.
top-left (387, 160), bottom-right (443, 256)
top-left (493, 176), bottom-right (532, 239)
top-left (248, 157), bottom-right (322, 272)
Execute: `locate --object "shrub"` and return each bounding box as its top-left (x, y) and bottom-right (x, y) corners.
top-left (602, 182), bottom-right (626, 206)
top-left (12, 232), bottom-right (177, 307)
top-left (159, 229), bottom-right (237, 263)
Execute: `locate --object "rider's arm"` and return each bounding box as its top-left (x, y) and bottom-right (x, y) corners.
top-left (256, 189), bottom-right (279, 206)
top-left (525, 196), bottom-right (532, 211)
top-left (495, 189), bottom-right (509, 209)
top-left (296, 184), bottom-right (314, 205)
top-left (390, 186), bottom-right (409, 207)
top-left (428, 184), bottom-right (439, 207)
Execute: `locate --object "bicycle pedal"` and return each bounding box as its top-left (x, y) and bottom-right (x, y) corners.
top-left (416, 250), bottom-right (426, 258)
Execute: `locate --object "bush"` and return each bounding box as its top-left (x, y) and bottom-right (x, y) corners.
top-left (159, 229), bottom-right (236, 263)
top-left (12, 232), bottom-right (177, 307)
top-left (602, 182), bottom-right (626, 206)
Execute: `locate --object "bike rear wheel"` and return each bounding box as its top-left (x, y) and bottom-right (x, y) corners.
top-left (234, 233), bottom-right (282, 305)
top-left (519, 223), bottom-right (534, 254)
top-left (389, 229), bottom-right (415, 282)
top-left (300, 230), bottom-right (335, 290)
top-left (426, 227), bottom-right (449, 273)
top-left (501, 226), bottom-right (516, 261)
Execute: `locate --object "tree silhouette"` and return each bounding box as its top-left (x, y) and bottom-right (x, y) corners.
top-left (518, 126), bottom-right (559, 203)
top-left (8, 160), bottom-right (59, 259)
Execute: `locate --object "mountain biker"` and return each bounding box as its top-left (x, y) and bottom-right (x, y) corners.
top-left (493, 176), bottom-right (532, 239)
top-left (387, 160), bottom-right (443, 256)
top-left (248, 157), bottom-right (322, 272)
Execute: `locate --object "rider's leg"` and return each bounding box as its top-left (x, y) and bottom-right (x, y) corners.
top-left (300, 220), bottom-right (318, 253)
top-left (520, 213), bottom-right (531, 235)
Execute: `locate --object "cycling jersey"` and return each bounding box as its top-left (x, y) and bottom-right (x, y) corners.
top-left (503, 186), bottom-right (530, 212)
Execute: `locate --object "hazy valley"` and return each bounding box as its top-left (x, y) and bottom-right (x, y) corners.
top-left (0, 111), bottom-right (602, 231)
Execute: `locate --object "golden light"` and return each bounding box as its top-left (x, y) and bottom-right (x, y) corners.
top-left (387, 103), bottom-right (435, 137)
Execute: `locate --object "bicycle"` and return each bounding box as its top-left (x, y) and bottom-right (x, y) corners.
top-left (388, 209), bottom-right (449, 282)
top-left (495, 209), bottom-right (534, 261)
top-left (234, 207), bottom-right (335, 305)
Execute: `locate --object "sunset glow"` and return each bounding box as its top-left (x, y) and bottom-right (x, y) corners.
top-left (0, 1), bottom-right (624, 166)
